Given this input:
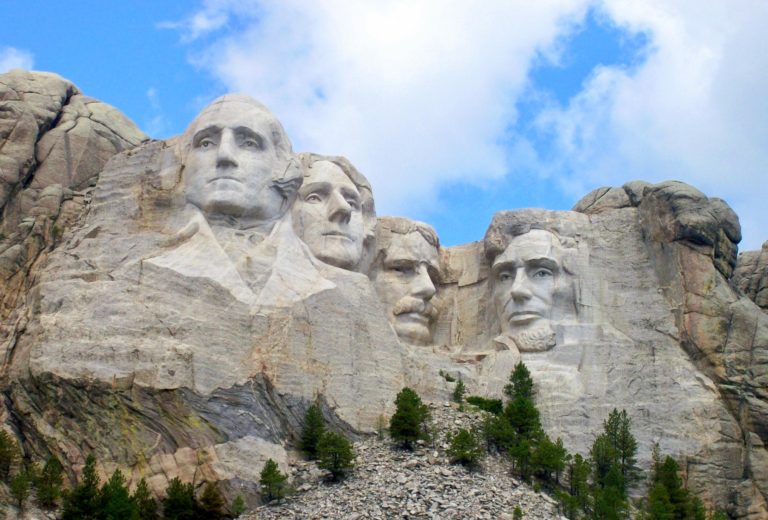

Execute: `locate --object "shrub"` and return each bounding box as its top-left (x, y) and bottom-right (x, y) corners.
top-left (446, 428), bottom-right (484, 469)
top-left (98, 468), bottom-right (137, 520)
top-left (389, 387), bottom-right (430, 449)
top-left (10, 467), bottom-right (31, 510)
top-left (317, 431), bottom-right (355, 481)
top-left (466, 396), bottom-right (503, 415)
top-left (259, 458), bottom-right (289, 502)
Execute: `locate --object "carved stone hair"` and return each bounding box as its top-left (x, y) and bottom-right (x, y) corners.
top-left (484, 209), bottom-right (578, 275)
top-left (178, 94), bottom-right (302, 199)
top-left (375, 216), bottom-right (440, 254)
top-left (297, 152), bottom-right (376, 232)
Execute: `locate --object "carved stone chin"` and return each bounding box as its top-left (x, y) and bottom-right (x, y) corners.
top-left (507, 320), bottom-right (556, 352)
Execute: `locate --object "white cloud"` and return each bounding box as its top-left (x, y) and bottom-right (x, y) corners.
top-left (0, 46), bottom-right (34, 72)
top-left (535, 0), bottom-right (768, 249)
top-left (179, 0), bottom-right (591, 212)
top-left (173, 0), bottom-right (767, 249)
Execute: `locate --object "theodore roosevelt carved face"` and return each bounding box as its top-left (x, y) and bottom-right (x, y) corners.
top-left (371, 218), bottom-right (440, 346)
top-left (491, 229), bottom-right (569, 352)
top-left (292, 155), bottom-right (375, 271)
top-left (182, 95), bottom-right (299, 230)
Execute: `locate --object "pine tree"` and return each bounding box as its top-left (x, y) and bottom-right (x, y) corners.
top-left (0, 430), bottom-right (19, 482)
top-left (389, 387), bottom-right (430, 449)
top-left (36, 455), bottom-right (64, 509)
top-left (505, 361), bottom-right (534, 401)
top-left (568, 453), bottom-right (591, 513)
top-left (317, 431), bottom-right (355, 481)
top-left (99, 468), bottom-right (137, 520)
top-left (603, 409), bottom-right (639, 484)
top-left (62, 454), bottom-right (101, 520)
top-left (259, 458), bottom-right (289, 502)
top-left (131, 478), bottom-right (159, 520)
top-left (452, 379), bottom-right (466, 404)
top-left (198, 481), bottom-right (226, 519)
top-left (646, 483), bottom-right (675, 520)
top-left (654, 456), bottom-right (691, 520)
top-left (300, 404), bottom-right (326, 459)
top-left (446, 428), bottom-right (484, 468)
top-left (590, 433), bottom-right (620, 491)
top-left (230, 495), bottom-right (246, 516)
top-left (532, 435), bottom-right (567, 486)
top-left (10, 466), bottom-right (31, 510)
top-left (162, 477), bottom-right (197, 520)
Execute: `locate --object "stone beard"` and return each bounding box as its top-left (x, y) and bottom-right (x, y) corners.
top-left (181, 94), bottom-right (298, 232)
top-left (491, 229), bottom-right (573, 352)
top-left (291, 157), bottom-right (369, 271)
top-left (371, 220), bottom-right (440, 346)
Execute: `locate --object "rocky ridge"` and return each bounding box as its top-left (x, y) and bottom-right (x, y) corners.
top-left (246, 402), bottom-right (563, 520)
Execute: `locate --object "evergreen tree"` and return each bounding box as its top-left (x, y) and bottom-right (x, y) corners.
top-left (590, 433), bottom-right (620, 491)
top-left (0, 430), bottom-right (19, 482)
top-left (504, 395), bottom-right (543, 441)
top-left (300, 404), bottom-right (326, 460)
top-left (452, 379), bottom-right (466, 404)
top-left (446, 428), bottom-right (484, 469)
top-left (162, 477), bottom-right (197, 520)
top-left (513, 505), bottom-right (524, 520)
top-left (317, 431), bottom-right (355, 481)
top-left (466, 396), bottom-right (503, 415)
top-left (592, 468), bottom-right (628, 520)
top-left (482, 413), bottom-right (516, 453)
top-left (230, 495), bottom-right (246, 517)
top-left (603, 409), bottom-right (639, 484)
top-left (36, 455), bottom-right (64, 509)
top-left (198, 481), bottom-right (226, 519)
top-left (389, 387), bottom-right (430, 449)
top-left (509, 437), bottom-right (533, 480)
top-left (654, 456), bottom-right (691, 520)
top-left (62, 454), bottom-right (101, 520)
top-left (99, 468), bottom-right (137, 520)
top-left (568, 453), bottom-right (591, 512)
top-left (10, 466), bottom-right (31, 510)
top-left (259, 458), bottom-right (289, 502)
top-left (532, 436), bottom-right (567, 486)
top-left (131, 478), bottom-right (159, 520)
top-left (646, 483), bottom-right (675, 520)
top-left (505, 361), bottom-right (535, 401)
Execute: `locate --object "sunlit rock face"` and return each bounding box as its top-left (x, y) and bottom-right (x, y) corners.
top-left (1, 71), bottom-right (767, 516)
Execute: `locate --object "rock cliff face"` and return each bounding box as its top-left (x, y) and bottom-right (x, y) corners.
top-left (735, 242), bottom-right (768, 313)
top-left (0, 71), bottom-right (766, 517)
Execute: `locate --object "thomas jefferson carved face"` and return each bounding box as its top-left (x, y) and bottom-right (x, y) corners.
top-left (183, 98), bottom-right (290, 228)
top-left (292, 161), bottom-right (365, 270)
top-left (372, 230), bottom-right (440, 345)
top-left (492, 229), bottom-right (563, 351)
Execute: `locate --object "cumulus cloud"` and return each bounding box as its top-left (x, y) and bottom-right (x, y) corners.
top-left (535, 0), bottom-right (768, 249)
top-left (171, 0), bottom-right (767, 249)
top-left (0, 46), bottom-right (34, 72)
top-left (177, 0), bottom-right (591, 211)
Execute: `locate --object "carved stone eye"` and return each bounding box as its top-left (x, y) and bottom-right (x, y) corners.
top-left (498, 271), bottom-right (513, 282)
top-left (199, 138), bottom-right (214, 148)
top-left (532, 268), bottom-right (553, 278)
top-left (305, 193), bottom-right (323, 203)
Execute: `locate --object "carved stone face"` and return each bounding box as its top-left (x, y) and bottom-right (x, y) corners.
top-left (183, 100), bottom-right (286, 227)
top-left (492, 229), bottom-right (562, 350)
top-left (372, 232), bottom-right (439, 345)
top-left (292, 161), bottom-right (365, 270)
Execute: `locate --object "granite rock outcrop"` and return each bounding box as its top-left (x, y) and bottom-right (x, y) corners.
top-left (0, 71), bottom-right (766, 517)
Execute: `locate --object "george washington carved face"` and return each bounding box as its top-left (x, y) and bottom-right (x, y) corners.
top-left (182, 95), bottom-right (298, 229)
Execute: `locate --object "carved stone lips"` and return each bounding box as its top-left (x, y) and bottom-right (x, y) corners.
top-left (398, 311), bottom-right (430, 325)
top-left (508, 310), bottom-right (542, 323)
top-left (322, 230), bottom-right (352, 240)
top-left (208, 175), bottom-right (241, 184)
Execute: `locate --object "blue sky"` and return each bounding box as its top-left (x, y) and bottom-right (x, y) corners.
top-left (2, 1), bottom-right (766, 250)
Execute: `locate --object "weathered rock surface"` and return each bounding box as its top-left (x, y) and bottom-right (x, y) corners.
top-left (0, 71), bottom-right (766, 518)
top-left (734, 242), bottom-right (768, 312)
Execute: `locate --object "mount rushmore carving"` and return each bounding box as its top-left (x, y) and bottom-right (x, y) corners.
top-left (1, 71), bottom-right (767, 517)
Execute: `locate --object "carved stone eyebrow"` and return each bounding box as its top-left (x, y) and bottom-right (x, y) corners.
top-left (192, 125), bottom-right (222, 147)
top-left (299, 181), bottom-right (332, 196)
top-left (234, 126), bottom-right (265, 148)
top-left (524, 257), bottom-right (559, 272)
